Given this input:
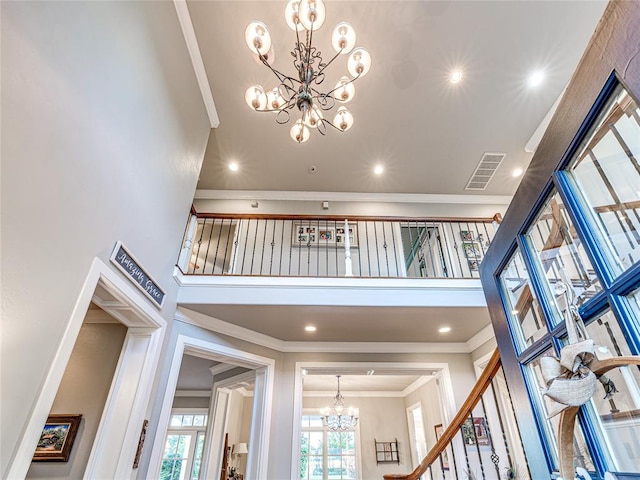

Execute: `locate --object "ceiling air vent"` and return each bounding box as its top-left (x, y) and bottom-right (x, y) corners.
top-left (465, 152), bottom-right (506, 190)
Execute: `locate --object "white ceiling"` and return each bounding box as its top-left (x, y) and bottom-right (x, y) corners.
top-left (187, 0), bottom-right (607, 195)
top-left (180, 304), bottom-right (491, 342)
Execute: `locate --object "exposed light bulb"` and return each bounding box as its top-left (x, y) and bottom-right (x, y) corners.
top-left (450, 70), bottom-right (463, 84)
top-left (528, 70), bottom-right (545, 87)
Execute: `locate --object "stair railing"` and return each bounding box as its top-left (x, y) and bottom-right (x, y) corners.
top-left (384, 348), bottom-right (528, 480)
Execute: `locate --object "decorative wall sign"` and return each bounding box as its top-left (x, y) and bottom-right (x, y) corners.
top-left (33, 414), bottom-right (82, 462)
top-left (110, 241), bottom-right (165, 308)
top-left (461, 417), bottom-right (489, 446)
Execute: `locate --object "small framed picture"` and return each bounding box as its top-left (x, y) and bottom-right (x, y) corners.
top-left (468, 259), bottom-right (480, 272)
top-left (462, 242), bottom-right (482, 259)
top-left (33, 414), bottom-right (82, 462)
top-left (460, 230), bottom-right (475, 241)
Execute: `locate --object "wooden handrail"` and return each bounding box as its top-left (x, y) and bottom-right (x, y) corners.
top-left (189, 211), bottom-right (496, 223)
top-left (383, 348), bottom-right (502, 480)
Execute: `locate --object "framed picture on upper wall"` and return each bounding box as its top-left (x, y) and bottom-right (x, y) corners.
top-left (460, 230), bottom-right (475, 241)
top-left (33, 414), bottom-right (82, 462)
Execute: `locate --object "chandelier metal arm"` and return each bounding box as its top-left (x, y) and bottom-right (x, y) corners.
top-left (314, 48), bottom-right (343, 79)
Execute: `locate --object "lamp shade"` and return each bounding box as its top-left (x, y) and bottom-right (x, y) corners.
top-left (290, 120), bottom-right (310, 143)
top-left (331, 22), bottom-right (356, 54)
top-left (334, 76), bottom-right (355, 103)
top-left (299, 0), bottom-right (326, 31)
top-left (284, 0), bottom-right (304, 32)
top-left (245, 85), bottom-right (267, 111)
top-left (233, 443), bottom-right (249, 455)
top-left (245, 21), bottom-right (272, 56)
top-left (347, 48), bottom-right (371, 78)
top-left (333, 106), bottom-right (354, 132)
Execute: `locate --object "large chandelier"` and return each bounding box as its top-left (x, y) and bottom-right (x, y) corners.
top-left (244, 0), bottom-right (371, 143)
top-left (321, 375), bottom-right (358, 431)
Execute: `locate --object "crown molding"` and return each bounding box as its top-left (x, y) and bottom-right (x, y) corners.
top-left (174, 0), bottom-right (219, 128)
top-left (175, 389), bottom-right (210, 397)
top-left (176, 307), bottom-right (494, 354)
top-left (465, 324), bottom-right (496, 352)
top-left (194, 189), bottom-right (513, 205)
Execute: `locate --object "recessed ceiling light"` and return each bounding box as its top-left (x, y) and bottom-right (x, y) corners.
top-left (439, 326), bottom-right (451, 333)
top-left (374, 165), bottom-right (384, 175)
top-left (450, 70), bottom-right (463, 84)
top-left (304, 325), bottom-right (317, 332)
top-left (229, 162), bottom-right (239, 171)
top-left (528, 70), bottom-right (545, 87)
top-left (512, 168), bottom-right (523, 177)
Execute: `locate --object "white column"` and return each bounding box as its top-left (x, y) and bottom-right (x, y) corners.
top-left (177, 214), bottom-right (199, 272)
top-left (344, 219), bottom-right (353, 277)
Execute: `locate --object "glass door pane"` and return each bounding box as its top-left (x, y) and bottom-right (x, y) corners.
top-left (160, 433), bottom-right (193, 480)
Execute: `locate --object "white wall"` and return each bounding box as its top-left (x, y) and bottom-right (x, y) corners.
top-left (303, 396), bottom-right (411, 479)
top-left (26, 322), bottom-right (127, 479)
top-left (1, 1), bottom-right (210, 475)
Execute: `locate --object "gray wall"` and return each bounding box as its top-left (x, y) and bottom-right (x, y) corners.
top-left (1, 1), bottom-right (210, 475)
top-left (26, 322), bottom-right (127, 479)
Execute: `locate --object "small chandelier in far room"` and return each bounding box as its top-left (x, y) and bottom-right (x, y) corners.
top-left (244, 0), bottom-right (371, 143)
top-left (321, 375), bottom-right (358, 431)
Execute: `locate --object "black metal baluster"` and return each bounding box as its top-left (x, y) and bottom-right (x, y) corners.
top-left (259, 218), bottom-right (268, 275)
top-left (405, 222), bottom-right (417, 277)
top-left (269, 219), bottom-right (276, 275)
top-left (306, 219), bottom-right (311, 276)
top-left (333, 220), bottom-right (340, 277)
top-left (415, 221), bottom-right (427, 278)
top-left (355, 221), bottom-right (362, 276)
top-left (317, 219), bottom-right (320, 277)
top-left (488, 376), bottom-right (514, 473)
top-left (193, 219), bottom-right (207, 274)
top-left (231, 220), bottom-right (241, 275)
top-left (221, 219), bottom-right (233, 275)
top-left (449, 436), bottom-right (459, 479)
top-left (460, 424), bottom-right (472, 479)
top-left (450, 222), bottom-right (464, 277)
top-left (289, 221), bottom-right (294, 276)
top-left (435, 224), bottom-right (447, 278)
top-left (279, 219), bottom-right (285, 276)
top-left (373, 221), bottom-right (381, 276)
top-left (381, 221), bottom-right (389, 276)
top-left (478, 392), bottom-right (501, 478)
top-left (250, 218), bottom-right (259, 274)
top-left (468, 412), bottom-right (487, 480)
top-left (297, 221), bottom-right (302, 276)
top-left (241, 219), bottom-right (250, 274)
top-left (211, 219), bottom-right (223, 274)
top-left (390, 220), bottom-right (399, 277)
top-left (426, 221), bottom-right (438, 277)
top-left (365, 222), bottom-right (371, 276)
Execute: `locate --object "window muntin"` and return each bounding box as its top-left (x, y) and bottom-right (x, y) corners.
top-left (574, 310), bottom-right (640, 471)
top-left (526, 350), bottom-right (595, 471)
top-left (300, 415), bottom-right (358, 480)
top-left (499, 249), bottom-right (547, 352)
top-left (568, 85), bottom-right (640, 275)
top-left (161, 410), bottom-right (208, 480)
top-left (525, 191), bottom-right (602, 325)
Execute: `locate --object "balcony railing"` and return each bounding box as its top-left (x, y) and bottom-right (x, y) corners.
top-left (177, 213), bottom-right (499, 279)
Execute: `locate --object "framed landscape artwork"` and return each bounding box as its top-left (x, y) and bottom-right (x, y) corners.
top-left (33, 414), bottom-right (82, 462)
